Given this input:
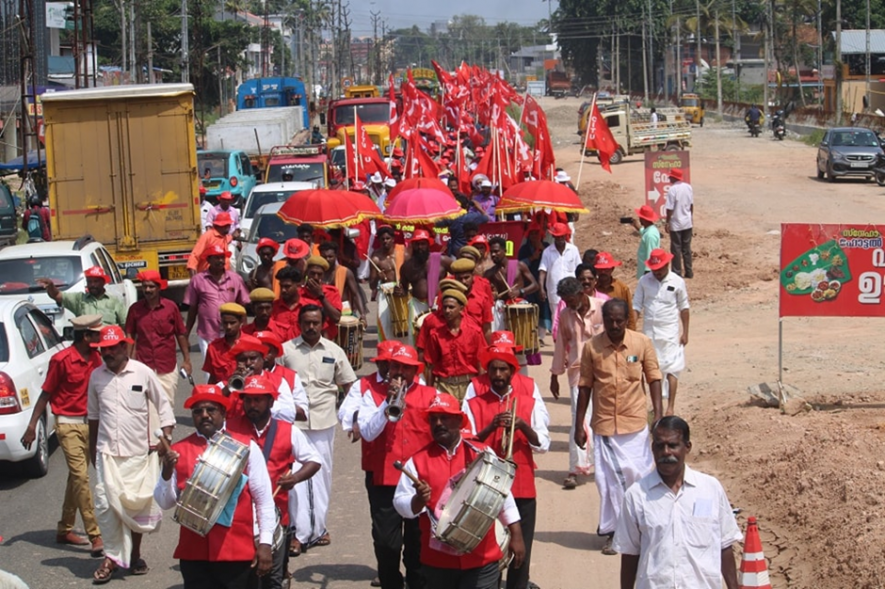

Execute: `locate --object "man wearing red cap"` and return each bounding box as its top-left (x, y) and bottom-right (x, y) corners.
top-left (37, 266), bottom-right (127, 328)
top-left (227, 377), bottom-right (322, 588)
top-left (188, 212), bottom-right (234, 275)
top-left (153, 384), bottom-right (276, 588)
top-left (484, 236), bottom-right (540, 331)
top-left (87, 325), bottom-right (175, 583)
top-left (518, 223), bottom-right (551, 341)
top-left (224, 334), bottom-right (301, 425)
top-left (594, 252), bottom-right (637, 331)
top-left (538, 223), bottom-right (581, 335)
top-left (254, 330), bottom-right (309, 423)
top-left (271, 238), bottom-right (310, 298)
top-left (462, 346), bottom-right (548, 589)
top-left (184, 245), bottom-right (250, 366)
top-left (205, 191), bottom-right (242, 236)
top-left (126, 270), bottom-right (191, 412)
top-left (631, 204), bottom-right (662, 279)
top-left (249, 238), bottom-right (280, 290)
top-left (358, 344), bottom-right (439, 589)
top-left (633, 249), bottom-right (690, 416)
top-left (665, 168), bottom-right (694, 278)
top-left (393, 394), bottom-right (526, 589)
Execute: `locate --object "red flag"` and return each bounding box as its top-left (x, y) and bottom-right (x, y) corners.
top-left (584, 103), bottom-right (619, 173)
top-left (405, 138), bottom-right (439, 179)
top-left (355, 114), bottom-right (391, 178)
top-left (344, 130), bottom-right (361, 182)
top-left (388, 73), bottom-right (400, 146)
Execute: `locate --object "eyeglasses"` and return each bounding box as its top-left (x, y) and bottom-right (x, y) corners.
top-left (191, 406), bottom-right (220, 416)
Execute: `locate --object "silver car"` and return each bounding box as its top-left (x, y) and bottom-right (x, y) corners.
top-left (235, 202), bottom-right (302, 283)
top-left (816, 127), bottom-right (883, 181)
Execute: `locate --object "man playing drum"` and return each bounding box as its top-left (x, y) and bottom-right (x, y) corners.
top-left (482, 237), bottom-right (539, 332)
top-left (319, 240), bottom-right (368, 327)
top-left (227, 377), bottom-right (322, 589)
top-left (370, 226), bottom-right (406, 343)
top-left (358, 345), bottom-right (439, 589)
top-left (423, 290), bottom-right (485, 401)
top-left (462, 347), bottom-right (549, 589)
top-left (393, 394), bottom-right (526, 589)
top-left (154, 384), bottom-right (276, 589)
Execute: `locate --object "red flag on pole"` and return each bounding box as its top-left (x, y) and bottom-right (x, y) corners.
top-left (355, 114), bottom-right (390, 178)
top-left (584, 103), bottom-right (619, 173)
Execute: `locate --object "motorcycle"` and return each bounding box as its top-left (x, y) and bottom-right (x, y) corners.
top-left (873, 152), bottom-right (885, 187)
top-left (771, 110), bottom-right (786, 140)
top-left (745, 112), bottom-right (763, 137)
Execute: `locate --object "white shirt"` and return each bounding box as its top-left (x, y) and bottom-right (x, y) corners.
top-left (612, 465), bottom-right (743, 589)
top-left (267, 365), bottom-right (310, 423)
top-left (461, 382), bottom-right (551, 453)
top-left (339, 373), bottom-right (383, 431)
top-left (539, 242), bottom-right (582, 298)
top-left (650, 112), bottom-right (659, 128)
top-left (633, 271), bottom-right (690, 342)
top-left (153, 430), bottom-right (277, 546)
top-left (205, 204), bottom-right (242, 234)
top-left (665, 182), bottom-right (693, 231)
top-left (357, 379), bottom-right (416, 442)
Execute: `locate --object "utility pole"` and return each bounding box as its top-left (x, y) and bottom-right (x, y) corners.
top-left (715, 9), bottom-right (722, 115)
top-left (817, 0), bottom-right (823, 106)
top-left (642, 19), bottom-right (649, 101)
top-left (180, 0), bottom-right (189, 83)
top-left (865, 0), bottom-right (871, 111)
top-left (733, 0), bottom-right (740, 101)
top-left (835, 0), bottom-right (842, 122)
top-left (370, 9), bottom-right (380, 84)
top-left (147, 21), bottom-right (154, 83)
top-left (763, 2), bottom-right (770, 114)
top-left (695, 0), bottom-right (701, 91)
top-left (676, 16), bottom-right (682, 100)
top-left (647, 0), bottom-right (654, 96)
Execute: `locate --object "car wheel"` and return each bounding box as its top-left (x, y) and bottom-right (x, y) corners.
top-left (23, 417), bottom-right (49, 478)
top-left (817, 164), bottom-right (825, 179)
top-left (876, 171), bottom-right (885, 186)
top-left (827, 162), bottom-right (837, 183)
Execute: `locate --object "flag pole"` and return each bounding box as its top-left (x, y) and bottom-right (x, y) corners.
top-left (575, 93), bottom-right (598, 190)
top-left (353, 106), bottom-right (360, 186)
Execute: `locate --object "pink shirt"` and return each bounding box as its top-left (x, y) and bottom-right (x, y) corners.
top-left (552, 290), bottom-right (610, 341)
top-left (551, 296), bottom-right (606, 388)
top-left (183, 270), bottom-right (250, 341)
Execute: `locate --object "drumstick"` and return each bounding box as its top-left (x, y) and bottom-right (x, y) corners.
top-left (154, 428), bottom-right (172, 453)
top-left (393, 460), bottom-right (422, 486)
top-left (273, 485), bottom-right (282, 497)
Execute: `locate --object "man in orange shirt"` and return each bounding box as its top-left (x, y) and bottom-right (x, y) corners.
top-left (319, 240), bottom-right (367, 326)
top-left (188, 212), bottom-right (234, 275)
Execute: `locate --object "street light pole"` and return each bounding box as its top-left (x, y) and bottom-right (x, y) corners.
top-left (181, 0), bottom-right (189, 83)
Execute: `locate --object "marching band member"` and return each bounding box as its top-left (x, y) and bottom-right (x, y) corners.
top-left (423, 290), bottom-right (485, 401)
top-left (253, 330), bottom-right (308, 422)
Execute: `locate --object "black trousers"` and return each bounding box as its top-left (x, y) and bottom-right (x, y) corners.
top-left (367, 481), bottom-right (425, 589)
top-left (505, 498), bottom-right (536, 589)
top-left (669, 228), bottom-right (693, 278)
top-left (425, 562), bottom-right (500, 589)
top-left (180, 559), bottom-right (258, 589)
top-left (258, 528), bottom-right (289, 589)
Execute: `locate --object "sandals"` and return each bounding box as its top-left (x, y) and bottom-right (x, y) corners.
top-left (562, 475), bottom-right (577, 490)
top-left (289, 539), bottom-right (302, 557)
top-left (601, 536), bottom-right (618, 556)
top-left (92, 559), bottom-right (117, 585)
top-left (129, 558), bottom-right (149, 576)
top-left (314, 532), bottom-right (331, 547)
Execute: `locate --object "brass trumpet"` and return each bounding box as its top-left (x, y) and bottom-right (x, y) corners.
top-left (386, 378), bottom-right (408, 422)
top-left (229, 368), bottom-right (253, 391)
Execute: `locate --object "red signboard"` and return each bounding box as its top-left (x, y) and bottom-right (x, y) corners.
top-left (779, 223), bottom-right (885, 317)
top-left (644, 151), bottom-right (690, 218)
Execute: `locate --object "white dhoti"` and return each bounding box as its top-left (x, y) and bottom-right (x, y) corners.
top-left (648, 334), bottom-right (685, 400)
top-left (569, 385), bottom-right (593, 475)
top-left (290, 426), bottom-right (335, 545)
top-left (593, 429), bottom-right (654, 536)
top-left (492, 300), bottom-right (507, 332)
top-left (148, 368), bottom-right (178, 446)
top-left (408, 298), bottom-right (430, 343)
top-left (94, 453), bottom-right (163, 568)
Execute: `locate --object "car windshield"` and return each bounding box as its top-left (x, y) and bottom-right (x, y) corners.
top-left (0, 257), bottom-right (83, 294)
top-left (333, 103), bottom-right (390, 125)
top-left (682, 98), bottom-right (698, 107)
top-left (245, 191), bottom-right (300, 219)
top-left (266, 162), bottom-right (325, 186)
top-left (832, 130), bottom-right (880, 147)
top-left (330, 149), bottom-right (346, 167)
top-left (198, 153), bottom-right (228, 179)
top-left (249, 214), bottom-right (301, 244)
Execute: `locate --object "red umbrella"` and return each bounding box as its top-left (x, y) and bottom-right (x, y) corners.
top-left (277, 189), bottom-right (381, 228)
top-left (383, 187), bottom-right (463, 224)
top-left (496, 180), bottom-right (588, 214)
top-left (388, 177), bottom-right (452, 202)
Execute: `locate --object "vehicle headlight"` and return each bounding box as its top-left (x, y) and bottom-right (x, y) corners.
top-left (831, 152), bottom-right (848, 162)
top-left (240, 255), bottom-right (256, 273)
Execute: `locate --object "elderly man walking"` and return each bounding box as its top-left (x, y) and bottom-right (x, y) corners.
top-left (613, 416), bottom-right (742, 589)
top-left (633, 249), bottom-right (690, 416)
top-left (575, 299), bottom-right (662, 555)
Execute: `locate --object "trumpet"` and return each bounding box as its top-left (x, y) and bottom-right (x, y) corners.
top-left (229, 368), bottom-right (253, 391)
top-left (386, 378), bottom-right (408, 423)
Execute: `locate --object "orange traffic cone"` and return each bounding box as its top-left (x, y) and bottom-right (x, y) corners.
top-left (739, 516), bottom-right (772, 589)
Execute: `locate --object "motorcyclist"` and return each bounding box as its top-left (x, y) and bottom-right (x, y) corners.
top-left (746, 104), bottom-right (762, 127)
top-left (771, 109), bottom-right (785, 130)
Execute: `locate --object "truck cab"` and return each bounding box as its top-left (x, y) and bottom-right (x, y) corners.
top-left (198, 150), bottom-right (258, 206)
top-left (264, 145), bottom-right (331, 188)
top-left (237, 76), bottom-right (310, 129)
top-left (326, 97), bottom-right (393, 155)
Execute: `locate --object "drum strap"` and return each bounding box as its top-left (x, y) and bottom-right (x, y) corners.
top-left (262, 419), bottom-right (278, 463)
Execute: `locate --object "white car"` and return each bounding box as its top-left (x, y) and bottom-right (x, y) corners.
top-left (0, 300), bottom-right (68, 477)
top-left (240, 181), bottom-right (317, 237)
top-left (0, 236), bottom-right (138, 334)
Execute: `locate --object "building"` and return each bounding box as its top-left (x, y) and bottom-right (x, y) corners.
top-left (824, 30), bottom-right (885, 114)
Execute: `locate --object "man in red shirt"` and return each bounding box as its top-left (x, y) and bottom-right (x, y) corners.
top-left (424, 290), bottom-right (485, 401)
top-left (271, 266), bottom-right (304, 341)
top-left (253, 330), bottom-right (308, 423)
top-left (126, 270), bottom-right (192, 409)
top-left (21, 314), bottom-right (104, 557)
top-left (300, 255), bottom-right (343, 339)
top-left (357, 345), bottom-right (437, 589)
top-left (203, 303), bottom-right (246, 384)
top-left (243, 287), bottom-right (289, 341)
top-left (449, 258), bottom-right (492, 343)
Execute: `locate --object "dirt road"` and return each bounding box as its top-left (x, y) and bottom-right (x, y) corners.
top-left (540, 96), bottom-right (885, 588)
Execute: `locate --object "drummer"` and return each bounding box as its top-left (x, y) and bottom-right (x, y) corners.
top-left (449, 258), bottom-right (492, 343)
top-left (358, 344), bottom-right (439, 589)
top-left (423, 290), bottom-right (485, 401)
top-left (462, 347), bottom-right (549, 589)
top-left (153, 384), bottom-right (277, 588)
top-left (392, 394), bottom-right (525, 589)
top-left (370, 225), bottom-right (406, 342)
top-left (227, 377), bottom-right (322, 589)
top-left (318, 240), bottom-right (368, 328)
top-left (482, 237), bottom-right (539, 332)
top-left (396, 229), bottom-right (435, 336)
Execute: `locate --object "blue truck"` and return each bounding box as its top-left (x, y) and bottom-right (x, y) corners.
top-left (236, 76), bottom-right (310, 129)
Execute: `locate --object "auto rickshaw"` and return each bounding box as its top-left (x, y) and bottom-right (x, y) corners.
top-left (680, 93), bottom-right (705, 126)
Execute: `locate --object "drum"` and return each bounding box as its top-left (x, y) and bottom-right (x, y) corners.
top-left (389, 292), bottom-right (411, 338)
top-left (434, 449), bottom-right (516, 553)
top-left (412, 311), bottom-right (430, 338)
top-left (336, 315), bottom-right (363, 370)
top-left (175, 432), bottom-right (250, 537)
top-left (505, 303), bottom-right (540, 356)
top-left (495, 520), bottom-right (513, 572)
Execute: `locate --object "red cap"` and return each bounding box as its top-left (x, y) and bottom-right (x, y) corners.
top-left (392, 147), bottom-right (404, 158)
top-left (594, 251), bottom-right (623, 269)
top-left (236, 375), bottom-right (279, 399)
top-left (84, 266), bottom-right (111, 284)
top-left (283, 238), bottom-right (310, 259)
top-left (635, 204), bottom-right (659, 223)
top-left (201, 244), bottom-right (233, 261)
top-left (480, 346), bottom-right (521, 372)
top-left (136, 269), bottom-right (167, 290)
top-left (548, 222), bottom-right (571, 237)
top-left (184, 384), bottom-right (231, 410)
top-left (389, 344), bottom-right (424, 368)
top-left (668, 168), bottom-right (684, 182)
top-left (213, 212), bottom-right (233, 226)
top-left (371, 340), bottom-right (403, 363)
top-left (218, 191), bottom-right (235, 201)
top-left (468, 235), bottom-right (488, 250)
top-left (410, 229), bottom-right (432, 244)
top-left (257, 238), bottom-right (280, 254)
top-left (228, 334), bottom-right (268, 358)
top-left (424, 394), bottom-right (464, 418)
top-left (645, 248), bottom-right (675, 271)
top-left (253, 331), bottom-right (283, 356)
top-left (91, 325), bottom-right (133, 348)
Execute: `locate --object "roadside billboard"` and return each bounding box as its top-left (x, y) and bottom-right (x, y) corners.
top-left (644, 151), bottom-right (690, 217)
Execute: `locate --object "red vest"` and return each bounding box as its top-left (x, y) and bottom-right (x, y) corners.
top-left (467, 375), bottom-right (537, 498)
top-left (372, 383), bottom-right (437, 486)
top-left (266, 364), bottom-right (297, 392)
top-left (171, 431), bottom-right (256, 562)
top-left (358, 376), bottom-right (386, 473)
top-left (411, 440), bottom-right (503, 569)
top-left (227, 416), bottom-right (293, 525)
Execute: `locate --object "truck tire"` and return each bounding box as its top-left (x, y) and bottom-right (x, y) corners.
top-left (609, 149), bottom-right (624, 165)
top-left (664, 144), bottom-right (680, 151)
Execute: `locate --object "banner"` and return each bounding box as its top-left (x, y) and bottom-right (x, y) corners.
top-left (779, 223), bottom-right (885, 317)
top-left (644, 151), bottom-right (690, 218)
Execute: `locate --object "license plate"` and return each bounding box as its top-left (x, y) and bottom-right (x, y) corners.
top-left (850, 162), bottom-right (870, 168)
top-left (168, 265), bottom-right (190, 280)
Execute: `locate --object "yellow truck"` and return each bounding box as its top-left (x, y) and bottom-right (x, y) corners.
top-left (41, 84), bottom-right (201, 287)
top-left (344, 85), bottom-right (380, 98)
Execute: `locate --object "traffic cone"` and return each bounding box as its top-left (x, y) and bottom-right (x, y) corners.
top-left (739, 516), bottom-right (772, 589)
